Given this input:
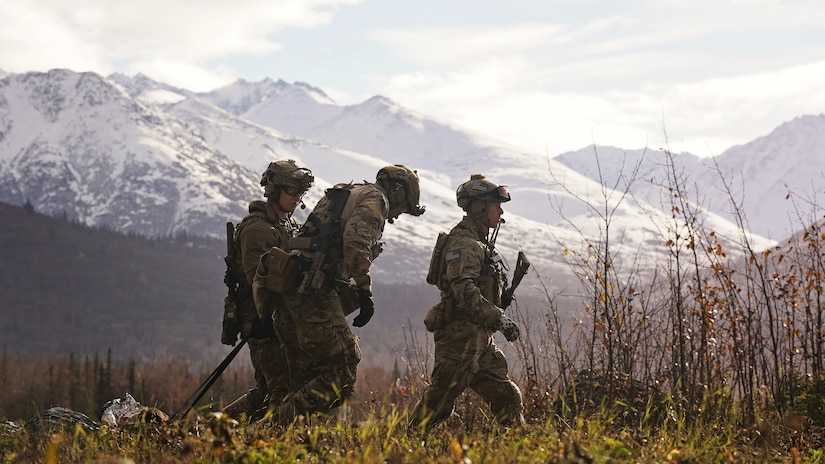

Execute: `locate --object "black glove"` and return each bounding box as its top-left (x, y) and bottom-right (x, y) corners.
top-left (352, 288), bottom-right (375, 327)
top-left (496, 314), bottom-right (520, 342)
top-left (249, 315), bottom-right (275, 339)
top-left (221, 318), bottom-right (239, 346)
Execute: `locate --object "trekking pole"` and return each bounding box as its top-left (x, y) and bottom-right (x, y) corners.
top-left (170, 337), bottom-right (248, 421)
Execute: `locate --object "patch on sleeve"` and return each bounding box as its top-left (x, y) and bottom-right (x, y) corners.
top-left (445, 250), bottom-right (460, 261)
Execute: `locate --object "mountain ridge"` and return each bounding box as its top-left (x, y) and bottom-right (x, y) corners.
top-left (553, 113), bottom-right (825, 240)
top-left (0, 69), bottom-right (257, 238)
top-left (3, 68), bottom-right (821, 292)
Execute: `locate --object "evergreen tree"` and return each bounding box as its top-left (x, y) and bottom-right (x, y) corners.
top-left (128, 358), bottom-right (137, 396)
top-left (68, 353), bottom-right (81, 410)
top-left (23, 198), bottom-right (34, 214)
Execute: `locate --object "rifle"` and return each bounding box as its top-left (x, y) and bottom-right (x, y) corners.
top-left (221, 221), bottom-right (241, 346)
top-left (500, 251), bottom-right (530, 309)
top-left (294, 187), bottom-right (351, 304)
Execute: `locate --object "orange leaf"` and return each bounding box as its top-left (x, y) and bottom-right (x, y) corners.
top-left (450, 437), bottom-right (465, 463)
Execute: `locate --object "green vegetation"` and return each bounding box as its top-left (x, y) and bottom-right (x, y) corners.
top-left (1, 387), bottom-right (818, 463)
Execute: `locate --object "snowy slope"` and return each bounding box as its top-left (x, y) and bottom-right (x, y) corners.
top-left (553, 115), bottom-right (825, 241)
top-left (0, 69), bottom-right (257, 236)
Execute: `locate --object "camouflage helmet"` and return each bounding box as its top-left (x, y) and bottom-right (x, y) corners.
top-left (376, 164), bottom-right (426, 216)
top-left (260, 159), bottom-right (314, 198)
top-left (456, 173), bottom-right (510, 214)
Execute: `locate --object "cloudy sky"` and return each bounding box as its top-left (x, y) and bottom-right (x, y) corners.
top-left (2, 0), bottom-right (824, 157)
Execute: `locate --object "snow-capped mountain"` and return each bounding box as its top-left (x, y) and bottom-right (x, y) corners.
top-left (201, 78), bottom-right (343, 138)
top-left (696, 115), bottom-right (825, 240)
top-left (553, 114), bottom-right (825, 241)
top-left (0, 69), bottom-right (257, 237)
top-left (1, 68), bottom-right (801, 289)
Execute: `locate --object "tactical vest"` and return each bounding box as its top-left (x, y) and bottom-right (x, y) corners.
top-left (232, 212), bottom-right (296, 291)
top-left (478, 246), bottom-right (508, 306)
top-left (423, 225), bottom-right (508, 331)
top-left (428, 226), bottom-right (508, 304)
top-left (230, 206), bottom-right (298, 320)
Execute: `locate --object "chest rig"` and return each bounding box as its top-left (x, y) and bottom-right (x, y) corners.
top-left (478, 244), bottom-right (508, 306)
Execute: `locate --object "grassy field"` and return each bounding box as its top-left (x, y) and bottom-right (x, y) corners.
top-left (2, 395), bottom-right (820, 464)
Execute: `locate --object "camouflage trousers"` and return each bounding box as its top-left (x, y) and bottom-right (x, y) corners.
top-left (222, 335), bottom-right (290, 419)
top-left (410, 319), bottom-right (523, 430)
top-left (273, 287), bottom-right (361, 424)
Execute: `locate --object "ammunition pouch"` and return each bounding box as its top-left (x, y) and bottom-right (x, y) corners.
top-left (424, 298), bottom-right (454, 332)
top-left (259, 247), bottom-right (302, 294)
top-left (423, 301), bottom-right (444, 332)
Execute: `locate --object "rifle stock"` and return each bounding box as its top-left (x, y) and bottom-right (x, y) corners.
top-left (501, 251), bottom-right (530, 310)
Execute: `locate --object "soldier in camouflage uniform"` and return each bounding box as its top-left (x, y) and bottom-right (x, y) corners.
top-left (410, 173), bottom-right (524, 431)
top-left (261, 164), bottom-right (425, 424)
top-left (222, 159), bottom-right (314, 419)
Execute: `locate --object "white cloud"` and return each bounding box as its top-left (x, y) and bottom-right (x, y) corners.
top-left (370, 54), bottom-right (825, 158)
top-left (0, 1), bottom-right (108, 72)
top-left (651, 59), bottom-right (825, 154)
top-left (358, 1), bottom-right (825, 157)
top-left (372, 23), bottom-right (564, 68)
top-left (2, 0), bottom-right (823, 156)
top-left (0, 0), bottom-right (361, 87)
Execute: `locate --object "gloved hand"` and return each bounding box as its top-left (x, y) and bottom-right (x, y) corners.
top-left (249, 315), bottom-right (275, 339)
top-left (352, 288), bottom-right (375, 327)
top-left (496, 314), bottom-right (520, 342)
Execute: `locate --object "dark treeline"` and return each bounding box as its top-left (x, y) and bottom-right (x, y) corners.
top-left (0, 347), bottom-right (255, 421)
top-left (0, 201), bottom-right (229, 363)
top-left (0, 346), bottom-right (410, 423)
